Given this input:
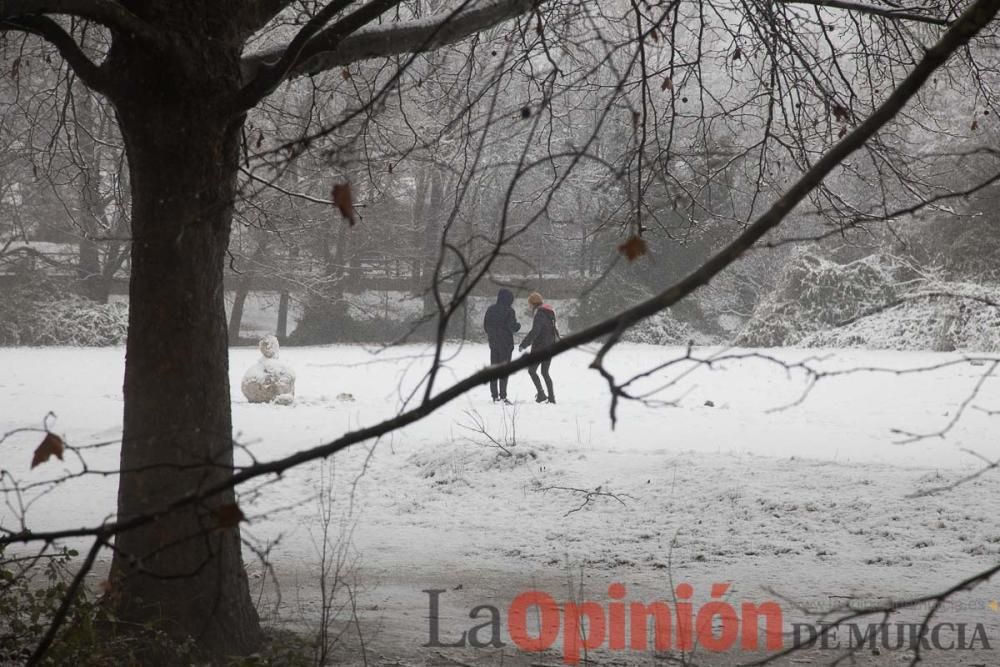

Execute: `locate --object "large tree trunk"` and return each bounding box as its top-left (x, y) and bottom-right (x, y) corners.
top-left (106, 36), bottom-right (261, 659)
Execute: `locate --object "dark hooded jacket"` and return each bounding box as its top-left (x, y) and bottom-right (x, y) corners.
top-left (483, 289), bottom-right (520, 350)
top-left (520, 304), bottom-right (558, 351)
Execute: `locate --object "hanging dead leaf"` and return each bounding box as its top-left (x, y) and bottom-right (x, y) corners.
top-left (618, 236), bottom-right (648, 261)
top-left (972, 119), bottom-right (979, 131)
top-left (31, 433), bottom-right (64, 469)
top-left (214, 503), bottom-right (245, 528)
top-left (832, 104), bottom-right (849, 122)
top-left (838, 126), bottom-right (848, 138)
top-left (331, 183), bottom-right (356, 226)
top-left (520, 106), bottom-right (531, 119)
top-left (341, 67), bottom-right (351, 80)
top-left (733, 47), bottom-right (742, 61)
top-left (10, 56), bottom-right (20, 80)
top-left (661, 76), bottom-right (673, 92)
top-left (255, 130), bottom-right (264, 149)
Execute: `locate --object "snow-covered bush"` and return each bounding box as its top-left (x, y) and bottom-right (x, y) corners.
top-left (623, 311), bottom-right (716, 346)
top-left (0, 281), bottom-right (128, 346)
top-left (573, 266), bottom-right (716, 344)
top-left (736, 252), bottom-right (923, 347)
top-left (802, 283), bottom-right (1000, 352)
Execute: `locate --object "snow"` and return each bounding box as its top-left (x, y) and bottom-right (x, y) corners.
top-left (3, 343), bottom-right (1000, 664)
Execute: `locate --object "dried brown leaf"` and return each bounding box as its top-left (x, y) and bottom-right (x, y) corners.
top-left (618, 236), bottom-right (648, 261)
top-left (331, 183), bottom-right (356, 226)
top-left (31, 433), bottom-right (64, 469)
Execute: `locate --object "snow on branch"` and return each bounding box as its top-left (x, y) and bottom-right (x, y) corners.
top-left (241, 0), bottom-right (539, 83)
top-left (777, 0), bottom-right (951, 25)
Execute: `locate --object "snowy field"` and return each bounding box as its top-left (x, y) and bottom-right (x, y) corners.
top-left (3, 343), bottom-right (1000, 665)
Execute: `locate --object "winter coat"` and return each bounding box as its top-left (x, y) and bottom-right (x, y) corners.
top-left (483, 289), bottom-right (521, 351)
top-left (520, 304), bottom-right (559, 351)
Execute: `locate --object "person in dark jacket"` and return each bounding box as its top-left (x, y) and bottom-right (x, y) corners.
top-left (519, 291), bottom-right (558, 403)
top-left (483, 288), bottom-right (521, 402)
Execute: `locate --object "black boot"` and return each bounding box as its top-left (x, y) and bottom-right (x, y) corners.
top-left (535, 393), bottom-right (548, 403)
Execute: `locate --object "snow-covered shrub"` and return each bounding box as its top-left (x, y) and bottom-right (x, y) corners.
top-left (802, 283), bottom-right (1000, 352)
top-left (736, 252), bottom-right (923, 347)
top-left (623, 311), bottom-right (715, 346)
top-left (0, 280), bottom-right (128, 346)
top-left (572, 266), bottom-right (716, 344)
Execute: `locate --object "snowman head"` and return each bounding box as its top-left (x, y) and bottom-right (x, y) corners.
top-left (259, 334), bottom-right (280, 359)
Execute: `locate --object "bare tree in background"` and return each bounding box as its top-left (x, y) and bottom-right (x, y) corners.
top-left (2, 0), bottom-right (1000, 663)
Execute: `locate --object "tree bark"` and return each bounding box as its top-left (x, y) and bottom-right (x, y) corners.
top-left (228, 284), bottom-right (250, 345)
top-left (106, 36), bottom-right (261, 658)
top-left (75, 83), bottom-right (111, 303)
top-left (276, 291), bottom-right (290, 340)
top-left (228, 239), bottom-right (268, 345)
top-left (421, 167), bottom-right (444, 316)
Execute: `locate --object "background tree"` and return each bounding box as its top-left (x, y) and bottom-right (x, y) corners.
top-left (3, 0), bottom-right (1000, 663)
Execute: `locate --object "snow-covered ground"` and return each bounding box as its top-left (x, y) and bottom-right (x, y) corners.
top-left (3, 343), bottom-right (1000, 665)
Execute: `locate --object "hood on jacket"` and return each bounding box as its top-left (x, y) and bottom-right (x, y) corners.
top-left (540, 303), bottom-right (555, 315)
top-left (496, 288), bottom-right (514, 306)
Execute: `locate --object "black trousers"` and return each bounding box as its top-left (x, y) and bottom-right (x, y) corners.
top-left (528, 358), bottom-right (554, 399)
top-left (489, 346), bottom-right (513, 399)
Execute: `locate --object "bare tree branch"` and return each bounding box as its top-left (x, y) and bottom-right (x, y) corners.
top-left (1, 15), bottom-right (111, 94)
top-left (241, 0), bottom-right (540, 83)
top-left (234, 0), bottom-right (387, 112)
top-left (239, 0), bottom-right (297, 39)
top-left (777, 0), bottom-right (952, 26)
top-left (6, 0), bottom-right (999, 553)
top-left (0, 0), bottom-right (163, 44)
